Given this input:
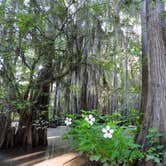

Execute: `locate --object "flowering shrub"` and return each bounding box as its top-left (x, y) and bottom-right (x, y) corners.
top-left (64, 112), bottom-right (143, 166)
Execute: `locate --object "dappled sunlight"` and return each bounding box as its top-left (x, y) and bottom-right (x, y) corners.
top-left (6, 151), bottom-right (46, 162)
top-left (33, 153), bottom-right (85, 166)
top-left (47, 136), bottom-right (61, 139)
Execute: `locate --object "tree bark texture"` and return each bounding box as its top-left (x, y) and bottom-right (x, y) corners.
top-left (138, 0), bottom-right (166, 149)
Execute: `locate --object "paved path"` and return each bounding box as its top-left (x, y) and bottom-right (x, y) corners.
top-left (0, 127), bottom-right (86, 166)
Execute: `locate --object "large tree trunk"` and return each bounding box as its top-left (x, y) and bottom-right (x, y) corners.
top-left (140, 0), bottom-right (148, 118)
top-left (14, 110), bottom-right (47, 148)
top-left (138, 0), bottom-right (166, 151)
top-left (136, 0), bottom-right (148, 144)
top-left (13, 39), bottom-right (53, 149)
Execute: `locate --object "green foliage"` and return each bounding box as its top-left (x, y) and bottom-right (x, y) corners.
top-left (69, 85), bottom-right (81, 92)
top-left (64, 111), bottom-right (143, 165)
top-left (126, 109), bottom-right (142, 126)
top-left (160, 10), bottom-right (166, 17)
top-left (111, 111), bottom-right (122, 119)
top-left (17, 11), bottom-right (46, 35)
top-left (145, 128), bottom-right (165, 164)
top-left (11, 112), bottom-right (20, 121)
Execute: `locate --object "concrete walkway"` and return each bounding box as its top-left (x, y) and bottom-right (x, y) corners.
top-left (0, 127), bottom-right (86, 166)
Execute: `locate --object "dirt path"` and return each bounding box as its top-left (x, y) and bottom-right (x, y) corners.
top-left (0, 126), bottom-right (86, 166)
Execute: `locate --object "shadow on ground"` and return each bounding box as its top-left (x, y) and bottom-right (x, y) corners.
top-left (0, 126), bottom-right (86, 166)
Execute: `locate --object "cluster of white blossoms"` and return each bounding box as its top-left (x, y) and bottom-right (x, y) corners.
top-left (85, 114), bottom-right (95, 125)
top-left (64, 115), bottom-right (114, 139)
top-left (102, 125), bottom-right (114, 138)
top-left (65, 117), bottom-right (72, 126)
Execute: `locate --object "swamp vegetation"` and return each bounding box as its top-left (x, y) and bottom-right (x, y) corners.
top-left (0, 0), bottom-right (166, 165)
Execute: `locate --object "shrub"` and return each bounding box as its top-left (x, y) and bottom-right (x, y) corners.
top-left (64, 112), bottom-right (143, 166)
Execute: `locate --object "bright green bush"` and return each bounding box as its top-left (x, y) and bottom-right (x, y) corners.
top-left (64, 112), bottom-right (143, 166)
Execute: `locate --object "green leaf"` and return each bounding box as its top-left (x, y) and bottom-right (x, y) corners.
top-left (154, 157), bottom-right (160, 163)
top-left (89, 154), bottom-right (101, 161)
top-left (163, 152), bottom-right (166, 159)
top-left (103, 163), bottom-right (109, 166)
top-left (146, 155), bottom-right (160, 163)
top-left (160, 11), bottom-right (166, 16)
top-left (156, 133), bottom-right (164, 137)
top-left (156, 145), bottom-right (164, 150)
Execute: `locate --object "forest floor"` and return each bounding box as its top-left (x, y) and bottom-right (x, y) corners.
top-left (0, 126), bottom-right (86, 166)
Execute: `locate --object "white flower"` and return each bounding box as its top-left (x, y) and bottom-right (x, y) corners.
top-left (65, 117), bottom-right (72, 126)
top-left (85, 114), bottom-right (95, 125)
top-left (102, 126), bottom-right (114, 138)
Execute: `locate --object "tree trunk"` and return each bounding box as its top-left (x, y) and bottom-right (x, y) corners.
top-left (140, 0), bottom-right (148, 117)
top-left (14, 109), bottom-right (47, 148)
top-left (138, 0), bottom-right (166, 150)
top-left (80, 64), bottom-right (88, 110)
top-left (0, 112), bottom-right (14, 148)
top-left (122, 37), bottom-right (129, 115)
top-left (110, 41), bottom-right (118, 114)
top-left (136, 0), bottom-right (148, 144)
